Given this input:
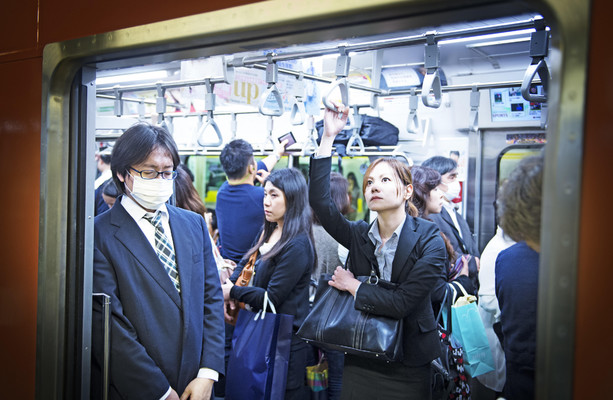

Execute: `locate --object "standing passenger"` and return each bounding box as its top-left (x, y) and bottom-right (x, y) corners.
top-left (410, 165), bottom-right (475, 308)
top-left (215, 138), bottom-right (286, 397)
top-left (222, 168), bottom-right (316, 400)
top-left (495, 154), bottom-right (544, 400)
top-left (91, 123), bottom-right (225, 400)
top-left (94, 148), bottom-right (113, 215)
top-left (311, 171), bottom-right (351, 400)
top-left (216, 138), bottom-right (287, 263)
top-left (309, 104), bottom-right (446, 400)
top-left (422, 156), bottom-right (480, 290)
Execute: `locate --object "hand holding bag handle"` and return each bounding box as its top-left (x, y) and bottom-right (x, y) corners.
top-left (226, 251), bottom-right (259, 325)
top-left (297, 258), bottom-right (404, 362)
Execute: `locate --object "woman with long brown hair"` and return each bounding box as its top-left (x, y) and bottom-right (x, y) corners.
top-left (309, 103), bottom-right (446, 399)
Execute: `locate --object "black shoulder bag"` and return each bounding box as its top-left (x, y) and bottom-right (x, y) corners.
top-left (297, 260), bottom-right (403, 362)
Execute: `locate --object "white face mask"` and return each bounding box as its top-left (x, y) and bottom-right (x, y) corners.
top-left (443, 180), bottom-right (461, 201)
top-left (127, 174), bottom-right (174, 210)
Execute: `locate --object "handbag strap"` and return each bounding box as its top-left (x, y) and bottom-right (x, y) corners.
top-left (436, 286), bottom-right (449, 323)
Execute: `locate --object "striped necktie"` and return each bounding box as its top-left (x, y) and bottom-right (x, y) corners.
top-left (143, 212), bottom-right (180, 292)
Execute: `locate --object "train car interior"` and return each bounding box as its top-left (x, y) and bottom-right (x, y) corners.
top-left (37, 0), bottom-right (588, 398)
top-left (94, 13), bottom-right (547, 247)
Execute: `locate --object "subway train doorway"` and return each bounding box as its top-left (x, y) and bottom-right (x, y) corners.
top-left (37, 1), bottom-right (587, 398)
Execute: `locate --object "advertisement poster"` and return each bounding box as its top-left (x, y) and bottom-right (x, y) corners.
top-left (490, 86), bottom-right (543, 122)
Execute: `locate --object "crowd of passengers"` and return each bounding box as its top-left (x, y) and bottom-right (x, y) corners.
top-left (91, 103), bottom-right (542, 400)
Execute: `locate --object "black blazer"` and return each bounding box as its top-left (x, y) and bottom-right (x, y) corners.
top-left (309, 157), bottom-right (446, 367)
top-left (92, 200), bottom-right (225, 399)
top-left (230, 234), bottom-right (314, 331)
top-left (430, 207), bottom-right (480, 257)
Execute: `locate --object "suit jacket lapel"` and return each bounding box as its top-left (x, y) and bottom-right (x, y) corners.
top-left (390, 217), bottom-right (420, 283)
top-left (111, 202), bottom-right (182, 309)
top-left (168, 206), bottom-right (193, 320)
top-left (358, 227), bottom-right (379, 276)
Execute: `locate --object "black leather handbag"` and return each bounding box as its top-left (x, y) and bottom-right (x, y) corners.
top-left (297, 270), bottom-right (403, 362)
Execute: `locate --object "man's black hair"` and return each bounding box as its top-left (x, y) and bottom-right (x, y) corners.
top-left (111, 123), bottom-right (180, 193)
top-left (219, 139), bottom-right (254, 180)
top-left (99, 154), bottom-right (112, 165)
top-left (422, 155), bottom-right (458, 176)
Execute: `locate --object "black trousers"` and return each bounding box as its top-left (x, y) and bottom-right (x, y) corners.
top-left (340, 355), bottom-right (431, 400)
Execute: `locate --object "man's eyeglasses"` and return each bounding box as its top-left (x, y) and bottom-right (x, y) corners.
top-left (130, 167), bottom-right (177, 180)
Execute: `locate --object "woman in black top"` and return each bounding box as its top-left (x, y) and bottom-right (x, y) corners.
top-left (222, 168), bottom-right (316, 400)
top-left (309, 104), bottom-right (446, 399)
top-left (411, 165), bottom-right (476, 309)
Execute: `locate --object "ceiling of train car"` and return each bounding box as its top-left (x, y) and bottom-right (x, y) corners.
top-left (95, 12), bottom-right (543, 90)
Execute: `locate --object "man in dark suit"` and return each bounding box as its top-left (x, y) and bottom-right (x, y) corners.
top-left (422, 156), bottom-right (480, 288)
top-left (91, 123), bottom-right (225, 400)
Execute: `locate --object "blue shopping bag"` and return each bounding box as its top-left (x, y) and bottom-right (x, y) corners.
top-left (449, 283), bottom-right (495, 378)
top-left (226, 292), bottom-right (294, 400)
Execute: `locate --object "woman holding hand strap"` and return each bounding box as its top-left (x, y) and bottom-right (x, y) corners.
top-left (308, 103), bottom-right (446, 400)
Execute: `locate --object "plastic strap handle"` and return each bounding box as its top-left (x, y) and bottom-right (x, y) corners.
top-left (157, 119), bottom-right (172, 134)
top-left (322, 78), bottom-right (349, 112)
top-left (407, 88), bottom-right (420, 134)
top-left (258, 84), bottom-right (284, 116)
top-left (196, 116), bottom-right (223, 147)
top-left (540, 102), bottom-right (549, 129)
top-left (346, 134), bottom-right (365, 157)
top-left (421, 69), bottom-right (442, 108)
top-left (521, 58), bottom-right (549, 103)
top-left (290, 99), bottom-right (306, 125)
top-left (230, 112), bottom-right (238, 139)
top-left (138, 101), bottom-right (146, 120)
top-left (155, 83), bottom-right (166, 121)
top-left (113, 87), bottom-right (123, 117)
top-left (346, 108), bottom-right (364, 156)
top-left (469, 86), bottom-right (480, 132)
top-left (300, 115), bottom-right (319, 156)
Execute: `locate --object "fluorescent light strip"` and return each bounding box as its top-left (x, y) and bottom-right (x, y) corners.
top-left (439, 28), bottom-right (536, 46)
top-left (96, 70), bottom-right (168, 85)
top-left (466, 37), bottom-right (531, 48)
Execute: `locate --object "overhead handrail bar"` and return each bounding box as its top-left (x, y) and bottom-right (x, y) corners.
top-left (521, 20), bottom-right (549, 103)
top-left (97, 76), bottom-right (230, 94)
top-left (177, 144), bottom-right (411, 162)
top-left (469, 85), bottom-right (481, 132)
top-left (407, 88), bottom-right (420, 134)
top-left (389, 78), bottom-right (542, 95)
top-left (227, 18), bottom-right (542, 67)
top-left (290, 73), bottom-right (306, 125)
top-left (96, 94), bottom-right (183, 109)
top-left (322, 47), bottom-right (350, 112)
top-left (258, 54), bottom-right (284, 116)
top-left (250, 63), bottom-right (385, 95)
top-left (346, 104), bottom-right (365, 156)
top-left (421, 33), bottom-right (442, 109)
top-left (196, 79), bottom-right (223, 147)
